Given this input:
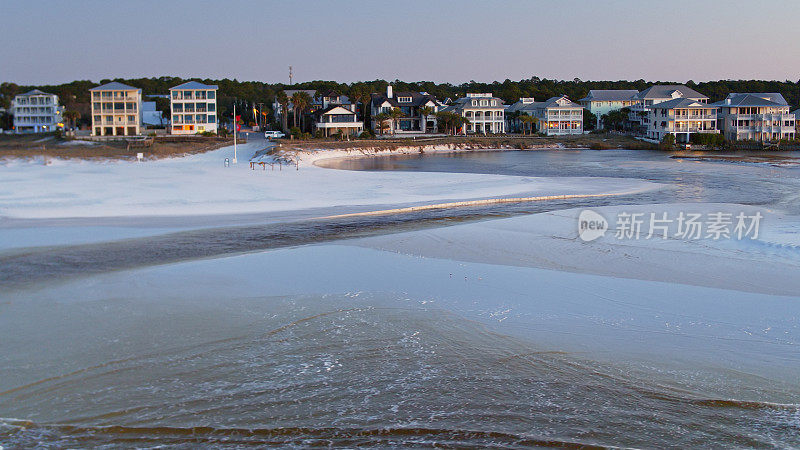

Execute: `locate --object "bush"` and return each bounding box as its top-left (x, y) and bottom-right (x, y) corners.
top-left (659, 134), bottom-right (676, 150)
top-left (198, 131), bottom-right (216, 137)
top-left (290, 127), bottom-right (302, 139)
top-left (359, 130), bottom-right (374, 139)
top-left (689, 133), bottom-right (725, 148)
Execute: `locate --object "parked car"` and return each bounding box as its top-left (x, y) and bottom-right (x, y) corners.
top-left (264, 130), bottom-right (285, 139)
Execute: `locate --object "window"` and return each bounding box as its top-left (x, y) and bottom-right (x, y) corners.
top-left (183, 91), bottom-right (193, 100)
top-left (208, 103), bottom-right (216, 111)
top-left (173, 103), bottom-right (183, 112)
top-left (207, 90), bottom-right (216, 99)
top-left (127, 115), bottom-right (136, 122)
top-left (208, 115), bottom-right (216, 123)
top-left (93, 102), bottom-right (101, 111)
top-left (397, 96), bottom-right (412, 103)
top-left (471, 100), bottom-right (477, 106)
top-left (491, 100), bottom-right (496, 106)
top-left (172, 91), bottom-right (179, 99)
top-left (480, 100), bottom-right (488, 106)
top-left (174, 115), bottom-right (183, 124)
top-left (196, 114), bottom-right (206, 123)
top-left (94, 115), bottom-right (101, 122)
top-left (185, 103), bottom-right (195, 112)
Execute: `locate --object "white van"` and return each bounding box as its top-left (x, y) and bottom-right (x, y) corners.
top-left (264, 130), bottom-right (285, 139)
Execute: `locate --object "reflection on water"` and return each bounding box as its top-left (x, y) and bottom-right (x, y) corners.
top-left (2, 294), bottom-right (798, 448)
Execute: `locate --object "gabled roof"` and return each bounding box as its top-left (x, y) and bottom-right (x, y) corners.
top-left (636, 85), bottom-right (707, 100)
top-left (541, 95), bottom-right (582, 109)
top-left (711, 93), bottom-right (788, 108)
top-left (317, 105), bottom-right (356, 115)
top-left (90, 81), bottom-right (141, 91)
top-left (19, 89), bottom-right (53, 96)
top-left (371, 91), bottom-right (439, 108)
top-left (579, 89), bottom-right (639, 102)
top-left (651, 98), bottom-right (716, 109)
top-left (170, 81), bottom-right (218, 90)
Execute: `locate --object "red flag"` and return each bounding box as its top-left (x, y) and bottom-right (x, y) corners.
top-left (237, 124), bottom-right (241, 131)
top-left (235, 115), bottom-right (241, 122)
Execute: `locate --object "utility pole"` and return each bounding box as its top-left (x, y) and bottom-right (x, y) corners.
top-left (233, 102), bottom-right (238, 164)
top-left (289, 66), bottom-right (293, 85)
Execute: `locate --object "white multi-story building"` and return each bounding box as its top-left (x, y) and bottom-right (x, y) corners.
top-left (506, 96), bottom-right (583, 136)
top-left (713, 93), bottom-right (795, 141)
top-left (646, 98), bottom-right (718, 142)
top-left (628, 85), bottom-right (708, 134)
top-left (12, 89), bottom-right (63, 133)
top-left (90, 82), bottom-right (142, 137)
top-left (444, 93), bottom-right (505, 134)
top-left (169, 81), bottom-right (218, 134)
top-left (578, 90), bottom-right (638, 129)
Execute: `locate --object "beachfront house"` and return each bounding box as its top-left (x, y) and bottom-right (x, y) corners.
top-left (370, 86), bottom-right (441, 134)
top-left (506, 96), bottom-right (583, 136)
top-left (713, 93), bottom-right (795, 142)
top-left (90, 82), bottom-right (142, 137)
top-left (312, 104), bottom-right (363, 137)
top-left (579, 90), bottom-right (639, 129)
top-left (628, 85), bottom-right (708, 135)
top-left (645, 98), bottom-right (718, 143)
top-left (443, 93), bottom-right (505, 134)
top-left (12, 90), bottom-right (64, 133)
top-left (169, 81), bottom-right (218, 135)
top-left (272, 90), bottom-right (352, 132)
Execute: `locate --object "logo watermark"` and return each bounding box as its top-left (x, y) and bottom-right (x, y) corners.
top-left (578, 210), bottom-right (762, 241)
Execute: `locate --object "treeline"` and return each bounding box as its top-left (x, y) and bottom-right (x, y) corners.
top-left (3, 76), bottom-right (800, 121)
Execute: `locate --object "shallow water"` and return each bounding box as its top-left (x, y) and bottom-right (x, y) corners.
top-left (2, 149), bottom-right (799, 448)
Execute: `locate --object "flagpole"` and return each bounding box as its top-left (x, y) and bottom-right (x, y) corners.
top-left (233, 102), bottom-right (238, 164)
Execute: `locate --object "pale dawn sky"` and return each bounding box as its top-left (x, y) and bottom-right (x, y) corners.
top-left (2, 0), bottom-right (799, 85)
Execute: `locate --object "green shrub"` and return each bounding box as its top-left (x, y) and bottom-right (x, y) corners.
top-left (689, 133), bottom-right (725, 148)
top-left (659, 134), bottom-right (676, 150)
top-left (290, 127), bottom-right (302, 139)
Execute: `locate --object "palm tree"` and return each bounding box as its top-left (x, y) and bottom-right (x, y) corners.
top-left (63, 110), bottom-right (80, 130)
top-left (291, 91), bottom-right (312, 130)
top-left (520, 114), bottom-right (536, 136)
top-left (419, 106), bottom-right (434, 134)
top-left (387, 107), bottom-right (404, 135)
top-left (348, 86), bottom-right (369, 123)
top-left (373, 112), bottom-right (390, 135)
top-left (276, 90), bottom-right (289, 133)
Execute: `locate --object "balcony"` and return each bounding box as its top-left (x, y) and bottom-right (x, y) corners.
top-left (316, 121), bottom-right (363, 128)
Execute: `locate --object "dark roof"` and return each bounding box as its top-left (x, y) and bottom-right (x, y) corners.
top-left (314, 105), bottom-right (357, 118)
top-left (711, 93), bottom-right (788, 108)
top-left (579, 89), bottom-right (639, 102)
top-left (636, 85), bottom-right (707, 100)
top-left (90, 81), bottom-right (140, 91)
top-left (170, 81), bottom-right (219, 90)
top-left (651, 98), bottom-right (716, 109)
top-left (371, 91), bottom-right (439, 108)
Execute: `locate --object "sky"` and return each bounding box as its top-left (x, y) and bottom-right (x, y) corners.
top-left (3, 0), bottom-right (800, 85)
